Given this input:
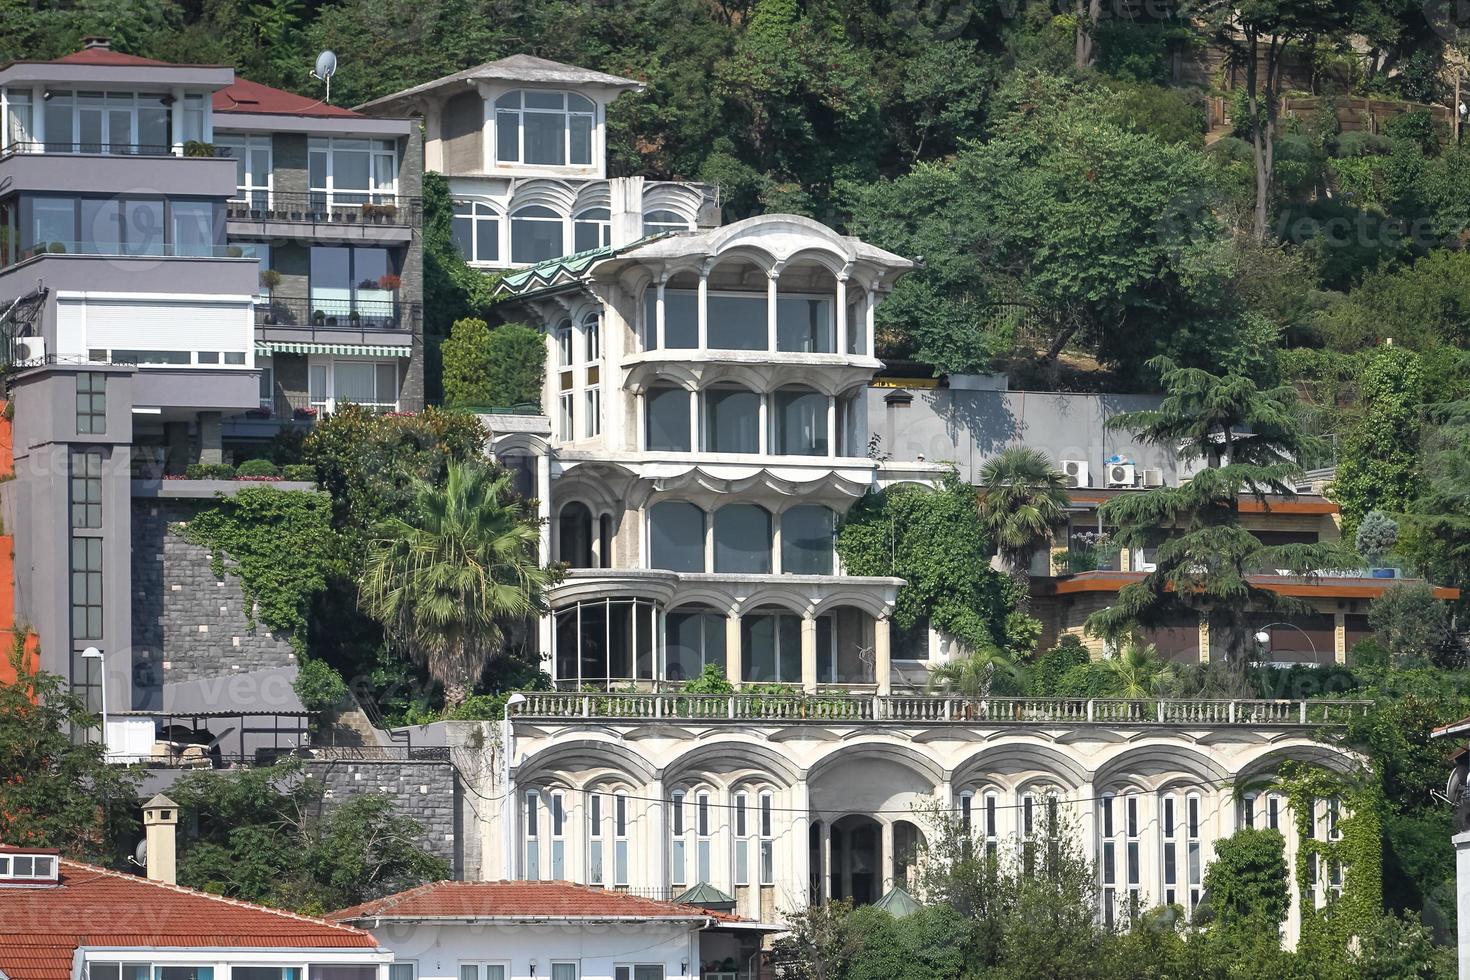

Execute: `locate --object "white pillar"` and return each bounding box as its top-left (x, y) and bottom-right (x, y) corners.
top-left (826, 396), bottom-right (836, 458)
top-left (767, 272), bottom-right (779, 351)
top-left (801, 614), bottom-right (817, 693)
top-left (697, 269), bottom-right (709, 349)
top-left (865, 288), bottom-right (878, 356)
top-left (791, 782), bottom-right (812, 909)
top-left (536, 453), bottom-right (552, 566)
top-left (170, 86), bottom-right (185, 152)
top-left (1455, 831), bottom-right (1470, 979)
top-left (874, 616), bottom-right (891, 695)
top-left (422, 99), bottom-right (444, 172)
top-left (649, 778), bottom-right (667, 896)
top-left (880, 820), bottom-right (895, 892)
top-left (656, 277), bottom-right (667, 349)
top-left (688, 389), bottom-right (699, 452)
top-left (836, 276), bottom-right (848, 354)
top-left (726, 612), bottom-right (742, 688)
top-left (758, 394), bottom-right (769, 456)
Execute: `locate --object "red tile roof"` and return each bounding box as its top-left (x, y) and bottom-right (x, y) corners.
top-left (0, 859), bottom-right (379, 980)
top-left (214, 78), bottom-right (362, 118)
top-left (330, 880), bottom-right (744, 923)
top-left (52, 49), bottom-right (177, 67)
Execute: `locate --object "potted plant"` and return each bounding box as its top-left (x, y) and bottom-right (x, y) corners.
top-left (349, 310), bottom-right (362, 326)
top-left (1355, 510), bottom-right (1399, 577)
top-left (312, 309), bottom-right (326, 326)
top-left (377, 272), bottom-right (402, 291)
top-left (182, 140), bottom-right (216, 158)
top-left (293, 406), bottom-right (318, 421)
top-left (47, 241), bottom-right (66, 254)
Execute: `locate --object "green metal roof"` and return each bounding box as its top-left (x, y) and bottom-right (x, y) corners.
top-left (256, 341), bottom-right (411, 358)
top-left (494, 232), bottom-right (675, 298)
top-left (872, 885), bottom-right (921, 918)
top-left (672, 882), bottom-right (736, 910)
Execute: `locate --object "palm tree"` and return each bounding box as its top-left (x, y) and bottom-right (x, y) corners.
top-left (1101, 642), bottom-right (1176, 700)
top-left (977, 446), bottom-right (1070, 609)
top-left (925, 645), bottom-right (1023, 698)
top-left (359, 461), bottom-right (553, 710)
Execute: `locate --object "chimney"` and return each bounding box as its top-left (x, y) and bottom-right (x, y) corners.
top-left (142, 794), bottom-right (178, 885)
top-left (80, 36), bottom-right (111, 51)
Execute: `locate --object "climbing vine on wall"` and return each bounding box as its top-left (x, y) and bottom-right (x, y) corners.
top-left (1279, 761), bottom-right (1383, 966)
top-left (176, 487), bottom-right (339, 648)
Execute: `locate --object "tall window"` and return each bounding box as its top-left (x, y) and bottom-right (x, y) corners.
top-left (741, 608), bottom-right (800, 684)
top-left (38, 90), bottom-right (171, 153)
top-left (71, 536), bottom-right (103, 640)
top-left (614, 793), bottom-right (630, 886)
top-left (696, 792), bottom-right (712, 884)
top-left (524, 790), bottom-right (540, 880)
top-left (451, 201), bottom-right (500, 264)
top-left (1124, 794), bottom-right (1141, 918)
top-left (309, 137), bottom-right (398, 205)
top-left (216, 133), bottom-right (272, 207)
top-left (713, 504), bottom-right (771, 574)
top-left (703, 387), bottom-right (761, 454)
top-left (642, 209), bottom-right (687, 235)
top-left (511, 205), bottom-right (564, 264)
top-left (588, 793), bottom-right (604, 886)
top-left (665, 606), bottom-right (726, 682)
top-left (76, 372), bottom-right (106, 434)
top-left (983, 792), bottom-right (999, 861)
top-left (773, 388), bottom-right (828, 456)
top-left (495, 90), bottom-right (595, 166)
top-left (70, 450), bottom-right (103, 529)
top-left (759, 792), bottom-right (774, 886)
top-left (1021, 793), bottom-right (1036, 874)
top-left (308, 246), bottom-right (397, 321)
top-left (645, 387), bottom-right (692, 452)
top-left (1161, 794), bottom-right (1178, 908)
top-left (670, 790), bottom-right (686, 887)
top-left (734, 792), bottom-right (749, 887)
top-left (557, 321), bottom-right (575, 440)
top-left (780, 505), bottom-right (834, 575)
top-left (959, 791), bottom-right (973, 835)
top-left (583, 314), bottom-right (601, 438)
top-left (319, 360), bottom-right (399, 412)
top-left (5, 90), bottom-right (33, 149)
top-left (574, 208), bottom-right (610, 252)
top-left (1100, 794), bottom-right (1117, 929)
top-left (551, 791), bottom-right (566, 879)
top-left (649, 502), bottom-right (705, 572)
top-left (1186, 793), bottom-right (1202, 914)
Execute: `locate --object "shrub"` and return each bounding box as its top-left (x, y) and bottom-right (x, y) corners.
top-left (1053, 662), bottom-right (1117, 698)
top-left (441, 318), bottom-right (545, 409)
top-left (282, 464), bottom-right (316, 482)
top-left (185, 463), bottom-right (236, 480)
top-left (682, 662), bottom-right (735, 694)
top-left (1332, 132), bottom-right (1392, 158)
top-left (1369, 584), bottom-right (1456, 666)
top-left (1030, 634), bottom-right (1091, 696)
top-left (444, 693), bottom-right (508, 721)
top-left (1355, 510), bottom-right (1399, 565)
top-left (293, 657), bottom-right (349, 713)
top-left (236, 459), bottom-right (280, 478)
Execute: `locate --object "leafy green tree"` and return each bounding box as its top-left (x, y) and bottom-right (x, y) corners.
top-left (1355, 510), bottom-right (1399, 566)
top-left (1100, 642), bottom-right (1176, 699)
top-left (1203, 828), bottom-right (1290, 928)
top-left (836, 477), bottom-right (1017, 656)
top-left (441, 318), bottom-right (544, 409)
top-left (925, 646), bottom-right (1024, 697)
top-left (1086, 357), bottom-right (1351, 665)
top-left (1404, 398), bottom-right (1470, 596)
top-left (171, 759), bottom-right (447, 913)
top-left (0, 645), bottom-right (140, 864)
top-left (1369, 584), bottom-right (1457, 667)
top-left (359, 461), bottom-right (553, 709)
top-left (1332, 345), bottom-right (1425, 536)
top-left (977, 446), bottom-right (1069, 610)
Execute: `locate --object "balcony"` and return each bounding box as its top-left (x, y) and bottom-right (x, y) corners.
top-left (227, 191), bottom-right (421, 242)
top-left (0, 143), bottom-right (237, 197)
top-left (508, 691), bottom-right (1370, 726)
top-left (256, 297), bottom-right (420, 341)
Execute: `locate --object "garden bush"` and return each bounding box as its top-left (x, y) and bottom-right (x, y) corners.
top-left (236, 459), bottom-right (281, 478)
top-left (185, 463), bottom-right (235, 480)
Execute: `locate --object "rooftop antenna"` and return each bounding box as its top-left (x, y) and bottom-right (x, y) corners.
top-left (311, 50), bottom-right (337, 103)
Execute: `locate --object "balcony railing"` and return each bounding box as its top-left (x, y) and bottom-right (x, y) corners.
top-left (1, 141), bottom-right (207, 160)
top-left (508, 692), bottom-right (1371, 726)
top-left (256, 296), bottom-right (419, 334)
top-left (7, 240), bottom-right (243, 264)
top-left (228, 191), bottom-right (422, 228)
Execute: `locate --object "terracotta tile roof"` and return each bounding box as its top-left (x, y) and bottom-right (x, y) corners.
top-left (214, 78), bottom-right (362, 118)
top-left (52, 49), bottom-right (176, 67)
top-left (0, 859), bottom-right (378, 980)
top-left (330, 880), bottom-right (745, 924)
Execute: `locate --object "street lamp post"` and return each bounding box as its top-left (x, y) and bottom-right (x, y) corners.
top-left (1254, 623), bottom-right (1320, 663)
top-left (81, 646), bottom-right (106, 759)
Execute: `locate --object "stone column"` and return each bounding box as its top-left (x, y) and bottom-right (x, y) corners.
top-left (725, 612), bottom-right (742, 687)
top-left (688, 389), bottom-right (700, 452)
top-left (1197, 614), bottom-right (1211, 664)
top-left (874, 616), bottom-right (891, 695)
top-left (1455, 830), bottom-right (1470, 979)
top-left (648, 778), bottom-right (667, 897)
top-left (826, 396), bottom-right (837, 458)
top-left (656, 277), bottom-right (667, 349)
top-left (697, 268), bottom-right (709, 350)
top-left (1334, 611), bottom-right (1347, 665)
top-left (791, 782), bottom-right (812, 909)
top-left (880, 820), bottom-right (895, 892)
top-left (767, 272), bottom-right (779, 351)
top-left (421, 98), bottom-right (443, 172)
top-left (835, 276), bottom-right (848, 353)
top-left (801, 615), bottom-right (817, 693)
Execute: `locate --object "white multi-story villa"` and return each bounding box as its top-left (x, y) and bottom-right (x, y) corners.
top-left (366, 54), bottom-right (1366, 959)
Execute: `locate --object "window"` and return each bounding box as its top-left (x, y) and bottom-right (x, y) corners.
top-left (1100, 794), bottom-right (1116, 928)
top-left (741, 608), bottom-right (801, 683)
top-left (1125, 794), bottom-right (1141, 919)
top-left (71, 450), bottom-right (103, 529)
top-left (1186, 793), bottom-right (1202, 914)
top-left (706, 292), bottom-right (768, 351)
top-left (734, 792), bottom-right (749, 886)
top-left (773, 388), bottom-right (828, 456)
top-left (2, 853), bottom-right (57, 880)
top-left (583, 313), bottom-right (601, 362)
top-left (258, 359), bottom-right (274, 408)
top-left (329, 360), bottom-right (399, 411)
top-left (614, 792), bottom-right (630, 886)
top-left (6, 90), bottom-right (33, 149)
top-left (459, 965), bottom-right (506, 980)
top-left (158, 969), bottom-right (213, 980)
top-left (776, 294), bottom-right (834, 353)
top-left (589, 793), bottom-right (604, 885)
top-left (1243, 792), bottom-right (1257, 830)
top-left (613, 969), bottom-right (664, 980)
top-left (983, 792), bottom-right (999, 861)
top-left (551, 791), bottom-right (566, 879)
top-left (645, 386), bottom-right (692, 452)
top-left (15, 195), bottom-right (223, 260)
top-left (959, 791), bottom-right (973, 835)
top-left (71, 536), bottom-right (103, 640)
top-left (584, 372), bottom-right (601, 438)
top-left (713, 504), bottom-right (771, 574)
top-left (240, 242), bottom-right (272, 303)
top-left (671, 790), bottom-right (686, 887)
top-left (180, 94), bottom-right (205, 144)
top-left (665, 606), bottom-right (726, 682)
top-left (309, 246), bottom-right (398, 322)
top-left (780, 505), bottom-right (834, 575)
top-left (309, 137), bottom-right (398, 205)
top-left (574, 207), bottom-right (611, 252)
top-left (451, 201), bottom-right (500, 264)
top-left (217, 133), bottom-right (272, 208)
top-left (388, 966), bottom-right (415, 980)
top-left (171, 200), bottom-right (217, 257)
top-left (35, 90), bottom-right (171, 154)
top-left (551, 967), bottom-right (577, 980)
top-left (525, 789), bottom-right (540, 879)
top-left (642, 209), bottom-right (687, 235)
top-left (696, 791), bottom-right (712, 883)
top-left (703, 387), bottom-right (761, 453)
top-left (759, 792), bottom-right (774, 885)
top-left (495, 90), bottom-right (595, 166)
top-left (559, 502), bottom-right (594, 568)
top-left (1021, 793), bottom-right (1036, 874)
top-left (649, 502), bottom-right (705, 572)
top-left (511, 205), bottom-right (565, 264)
top-left (642, 287), bottom-right (699, 349)
top-left (87, 967), bottom-right (148, 980)
top-left (1161, 794), bottom-right (1177, 907)
top-left (235, 969), bottom-right (301, 980)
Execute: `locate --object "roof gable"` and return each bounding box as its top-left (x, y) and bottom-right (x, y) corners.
top-left (215, 77), bottom-right (362, 118)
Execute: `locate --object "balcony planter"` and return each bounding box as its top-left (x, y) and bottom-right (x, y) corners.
top-left (245, 407), bottom-right (272, 419)
top-left (293, 407), bottom-right (318, 421)
top-left (312, 310), bottom-right (327, 326)
top-left (349, 311), bottom-right (362, 326)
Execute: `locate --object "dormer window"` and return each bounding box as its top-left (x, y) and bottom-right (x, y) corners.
top-left (494, 90), bottom-right (595, 167)
top-left (0, 850), bottom-right (58, 882)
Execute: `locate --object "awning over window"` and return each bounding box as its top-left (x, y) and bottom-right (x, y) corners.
top-left (255, 341), bottom-right (411, 358)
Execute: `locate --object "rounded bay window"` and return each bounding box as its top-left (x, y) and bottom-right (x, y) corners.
top-left (645, 385), bottom-right (693, 452)
top-left (649, 501), bottom-right (705, 572)
top-left (773, 386), bottom-right (829, 456)
top-left (703, 385), bottom-right (760, 454)
top-left (664, 605), bottom-right (727, 681)
top-left (713, 503), bottom-right (771, 573)
top-left (553, 596), bottom-right (657, 687)
top-left (558, 501), bottom-right (593, 568)
top-left (780, 505), bottom-right (835, 575)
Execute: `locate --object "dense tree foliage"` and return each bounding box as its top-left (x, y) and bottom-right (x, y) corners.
top-left (440, 318), bottom-right (544, 409)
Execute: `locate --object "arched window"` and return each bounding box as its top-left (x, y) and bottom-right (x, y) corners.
top-left (451, 200), bottom-right (499, 263)
top-left (510, 204), bottom-right (564, 264)
top-left (649, 501), bottom-right (705, 572)
top-left (494, 90), bottom-right (595, 166)
top-left (670, 788), bottom-right (688, 887)
top-left (773, 387), bottom-right (828, 456)
top-left (714, 503), bottom-right (771, 573)
top-left (646, 385), bottom-right (692, 452)
top-left (574, 207), bottom-right (611, 252)
top-left (780, 505), bottom-right (834, 574)
top-left (582, 313), bottom-right (601, 438)
top-left (703, 386), bottom-right (760, 454)
top-left (734, 791), bottom-right (750, 886)
top-left (552, 597), bottom-right (657, 686)
top-left (741, 605), bottom-right (801, 683)
top-left (665, 605), bottom-right (726, 681)
top-left (643, 208), bottom-right (688, 235)
top-left (558, 502), bottom-right (593, 568)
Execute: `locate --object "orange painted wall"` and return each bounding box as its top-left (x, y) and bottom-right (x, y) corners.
top-left (0, 408), bottom-right (37, 687)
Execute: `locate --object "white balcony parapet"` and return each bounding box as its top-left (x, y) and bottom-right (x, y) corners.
top-left (509, 692), bottom-right (1371, 726)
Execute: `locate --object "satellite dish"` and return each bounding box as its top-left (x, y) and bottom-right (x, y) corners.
top-left (310, 50), bottom-right (338, 103)
top-left (132, 837), bottom-right (147, 868)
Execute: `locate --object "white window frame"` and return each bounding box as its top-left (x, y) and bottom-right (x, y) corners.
top-left (307, 357), bottom-right (402, 415)
top-left (670, 789), bottom-right (687, 888)
top-left (217, 133), bottom-right (273, 207)
top-left (459, 962), bottom-right (510, 980)
top-left (524, 789), bottom-right (540, 880)
top-left (696, 790), bottom-right (712, 884)
top-left (733, 791), bottom-right (749, 887)
top-left (1186, 793), bottom-right (1203, 915)
top-left (451, 200), bottom-right (502, 265)
top-left (983, 791), bottom-right (999, 861)
top-left (612, 967), bottom-right (665, 980)
top-left (588, 792), bottom-right (604, 886)
top-left (758, 791), bottom-right (774, 886)
top-left (1100, 792), bottom-right (1116, 929)
top-left (510, 205), bottom-right (567, 265)
top-left (308, 136), bottom-right (398, 206)
top-left (573, 207), bottom-right (611, 252)
top-left (551, 790), bottom-right (567, 879)
top-left (642, 208), bottom-right (689, 236)
top-left (1160, 793), bottom-right (1178, 908)
top-left (494, 90), bottom-right (597, 168)
top-left (614, 791), bottom-right (630, 887)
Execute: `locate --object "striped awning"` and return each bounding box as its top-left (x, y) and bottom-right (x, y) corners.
top-left (256, 341), bottom-right (411, 358)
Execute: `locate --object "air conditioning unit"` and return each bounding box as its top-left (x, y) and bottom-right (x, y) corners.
top-left (1106, 463), bottom-right (1136, 488)
top-left (1060, 459), bottom-right (1089, 489)
top-left (12, 336), bottom-right (45, 364)
top-left (1142, 468), bottom-right (1165, 488)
